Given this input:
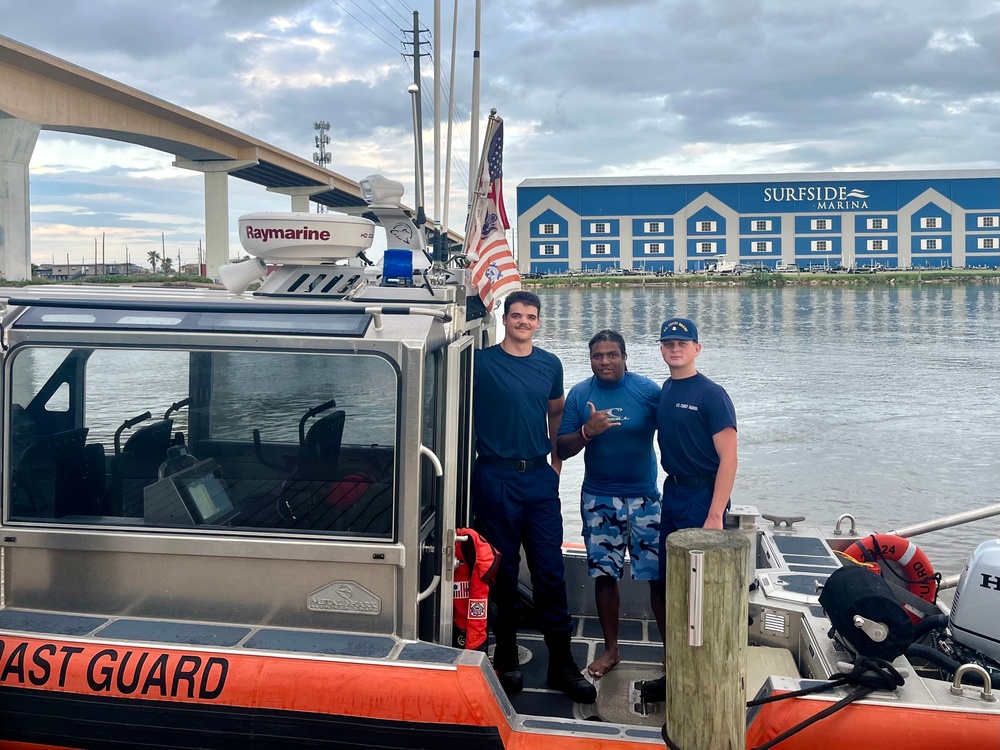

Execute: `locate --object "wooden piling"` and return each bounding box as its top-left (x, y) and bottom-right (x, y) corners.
top-left (664, 528), bottom-right (750, 750)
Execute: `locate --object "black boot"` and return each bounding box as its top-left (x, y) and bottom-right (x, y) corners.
top-left (543, 631), bottom-right (597, 704)
top-left (640, 675), bottom-right (665, 702)
top-left (492, 633), bottom-right (523, 695)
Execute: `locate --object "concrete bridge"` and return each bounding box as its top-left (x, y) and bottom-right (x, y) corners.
top-left (1, 34), bottom-right (452, 281)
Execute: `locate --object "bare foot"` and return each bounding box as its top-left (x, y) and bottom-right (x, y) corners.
top-left (588, 648), bottom-right (621, 678)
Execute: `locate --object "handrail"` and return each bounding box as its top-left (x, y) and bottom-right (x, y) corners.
top-left (890, 502), bottom-right (1000, 538)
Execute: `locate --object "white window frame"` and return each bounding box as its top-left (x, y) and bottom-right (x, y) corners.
top-left (591, 222), bottom-right (610, 234)
top-left (867, 240), bottom-right (885, 251)
top-left (752, 220), bottom-right (772, 232)
top-left (696, 242), bottom-right (717, 254)
top-left (592, 243), bottom-right (610, 255)
top-left (697, 221), bottom-right (717, 233)
top-left (542, 244), bottom-right (557, 256)
top-left (541, 223), bottom-right (559, 235)
top-left (811, 240), bottom-right (829, 252)
top-left (977, 237), bottom-right (997, 250)
top-left (810, 219), bottom-right (829, 231)
top-left (978, 216), bottom-right (998, 228)
top-left (867, 218), bottom-right (885, 230)
top-left (920, 217), bottom-right (940, 229)
top-left (644, 221), bottom-right (662, 233)
top-left (920, 238), bottom-right (940, 250)
top-left (645, 242), bottom-right (664, 254)
top-left (751, 241), bottom-right (772, 253)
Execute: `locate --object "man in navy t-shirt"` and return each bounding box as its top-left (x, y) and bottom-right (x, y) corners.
top-left (473, 290), bottom-right (596, 704)
top-left (642, 316), bottom-right (738, 701)
top-left (557, 330), bottom-right (663, 679)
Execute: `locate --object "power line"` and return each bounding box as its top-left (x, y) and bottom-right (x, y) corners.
top-left (358, 0), bottom-right (408, 37)
top-left (330, 0), bottom-right (402, 53)
top-left (384, 0), bottom-right (415, 27)
top-left (348, 0), bottom-right (407, 47)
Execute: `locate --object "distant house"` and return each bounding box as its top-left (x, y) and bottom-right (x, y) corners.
top-left (180, 263), bottom-right (207, 276)
top-left (36, 263), bottom-right (147, 281)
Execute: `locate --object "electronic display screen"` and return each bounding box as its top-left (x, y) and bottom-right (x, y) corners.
top-left (182, 474), bottom-right (235, 525)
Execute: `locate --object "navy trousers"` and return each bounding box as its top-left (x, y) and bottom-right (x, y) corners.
top-left (472, 461), bottom-right (572, 636)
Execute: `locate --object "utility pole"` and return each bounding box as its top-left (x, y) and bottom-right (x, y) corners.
top-left (313, 121), bottom-right (331, 213)
top-left (403, 10), bottom-right (429, 229)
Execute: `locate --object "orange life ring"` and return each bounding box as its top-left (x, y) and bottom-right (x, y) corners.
top-left (844, 534), bottom-right (938, 617)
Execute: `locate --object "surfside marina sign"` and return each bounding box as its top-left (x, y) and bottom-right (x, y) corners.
top-left (763, 185), bottom-right (870, 210)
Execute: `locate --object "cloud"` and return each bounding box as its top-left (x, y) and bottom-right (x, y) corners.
top-left (0, 0), bottom-right (995, 270)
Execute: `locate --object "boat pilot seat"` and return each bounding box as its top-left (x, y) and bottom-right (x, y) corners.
top-left (109, 418), bottom-right (177, 517)
top-left (295, 409), bottom-right (346, 479)
top-left (9, 428), bottom-right (106, 519)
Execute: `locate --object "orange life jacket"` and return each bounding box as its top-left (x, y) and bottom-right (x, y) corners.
top-left (453, 528), bottom-right (500, 650)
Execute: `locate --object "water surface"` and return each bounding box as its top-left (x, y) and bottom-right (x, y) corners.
top-left (531, 284), bottom-right (1000, 575)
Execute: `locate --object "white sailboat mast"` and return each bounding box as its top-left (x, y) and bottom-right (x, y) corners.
top-left (442, 0), bottom-right (459, 234)
top-left (433, 0), bottom-right (442, 239)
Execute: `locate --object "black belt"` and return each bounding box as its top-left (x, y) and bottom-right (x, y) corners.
top-left (667, 474), bottom-right (716, 488)
top-left (478, 455), bottom-right (548, 472)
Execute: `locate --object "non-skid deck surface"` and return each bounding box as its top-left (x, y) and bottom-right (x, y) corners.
top-left (498, 616), bottom-right (666, 727)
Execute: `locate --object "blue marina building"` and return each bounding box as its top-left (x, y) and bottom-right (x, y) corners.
top-left (516, 170), bottom-right (1000, 274)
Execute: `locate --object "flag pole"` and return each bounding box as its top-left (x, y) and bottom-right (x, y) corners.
top-left (464, 109), bottom-right (498, 245)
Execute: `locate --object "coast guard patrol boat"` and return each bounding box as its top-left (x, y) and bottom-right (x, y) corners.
top-left (0, 178), bottom-right (999, 749)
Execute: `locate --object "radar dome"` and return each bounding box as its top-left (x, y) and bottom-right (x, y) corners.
top-left (238, 212), bottom-right (375, 263)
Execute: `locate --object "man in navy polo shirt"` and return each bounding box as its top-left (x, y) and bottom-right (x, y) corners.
top-left (642, 316), bottom-right (738, 701)
top-left (557, 330), bottom-right (664, 679)
top-left (473, 290), bottom-right (596, 704)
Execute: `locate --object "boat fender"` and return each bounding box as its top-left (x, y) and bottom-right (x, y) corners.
top-left (453, 529), bottom-right (500, 651)
top-left (819, 565), bottom-right (914, 661)
top-left (844, 534), bottom-right (939, 619)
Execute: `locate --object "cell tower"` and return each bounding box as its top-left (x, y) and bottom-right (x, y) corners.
top-left (313, 121), bottom-right (331, 213)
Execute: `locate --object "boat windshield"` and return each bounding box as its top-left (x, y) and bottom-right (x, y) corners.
top-left (6, 346), bottom-right (397, 539)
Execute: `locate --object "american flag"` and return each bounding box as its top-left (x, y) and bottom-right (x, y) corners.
top-left (467, 117), bottom-right (520, 309)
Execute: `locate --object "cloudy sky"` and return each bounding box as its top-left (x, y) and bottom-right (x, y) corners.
top-left (2, 0), bottom-right (998, 268)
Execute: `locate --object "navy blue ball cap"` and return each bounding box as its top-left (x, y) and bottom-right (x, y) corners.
top-left (659, 317), bottom-right (698, 342)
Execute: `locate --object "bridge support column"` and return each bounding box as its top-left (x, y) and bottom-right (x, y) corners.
top-left (267, 186), bottom-right (333, 213)
top-left (174, 158), bottom-right (257, 280)
top-left (0, 118), bottom-right (42, 281)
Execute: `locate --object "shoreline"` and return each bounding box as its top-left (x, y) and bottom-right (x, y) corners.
top-left (522, 269), bottom-right (1000, 288)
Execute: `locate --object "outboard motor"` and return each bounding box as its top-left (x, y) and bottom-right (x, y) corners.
top-left (949, 540), bottom-right (1000, 664)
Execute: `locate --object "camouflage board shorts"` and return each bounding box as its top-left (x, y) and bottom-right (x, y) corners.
top-left (580, 491), bottom-right (662, 581)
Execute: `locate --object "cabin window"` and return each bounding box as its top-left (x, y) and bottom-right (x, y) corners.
top-left (979, 237), bottom-right (996, 249)
top-left (810, 219), bottom-right (829, 231)
top-left (697, 221), bottom-right (717, 233)
top-left (920, 217), bottom-right (940, 229)
top-left (920, 239), bottom-right (939, 250)
top-left (753, 220), bottom-right (772, 232)
top-left (811, 240), bottom-right (829, 252)
top-left (868, 240), bottom-right (885, 251)
top-left (645, 243), bottom-right (663, 254)
top-left (979, 216), bottom-right (997, 228)
top-left (542, 244), bottom-right (557, 255)
top-left (867, 218), bottom-right (885, 230)
top-left (540, 223), bottom-right (558, 234)
top-left (752, 242), bottom-right (772, 253)
top-left (643, 221), bottom-right (661, 233)
top-left (590, 222), bottom-right (609, 234)
top-left (592, 244), bottom-right (609, 255)
top-left (5, 346), bottom-right (396, 540)
top-left (696, 242), bottom-right (716, 254)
